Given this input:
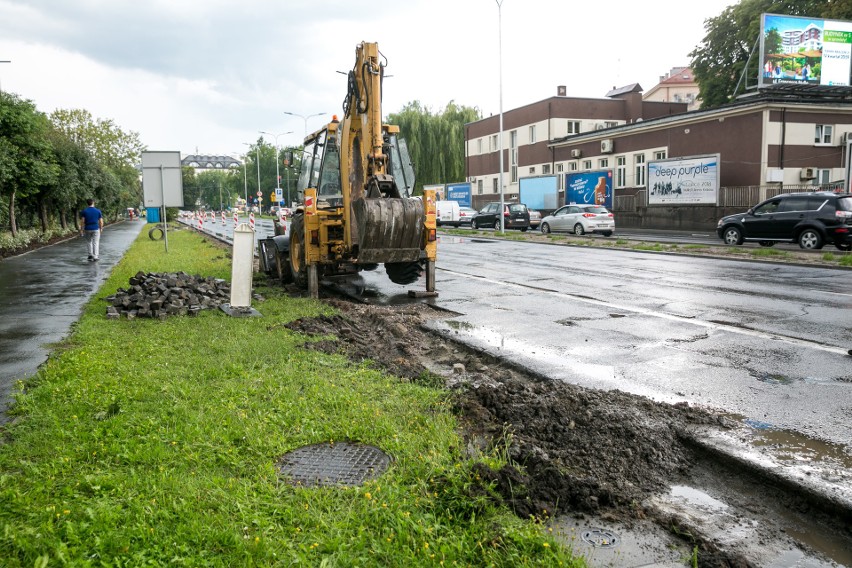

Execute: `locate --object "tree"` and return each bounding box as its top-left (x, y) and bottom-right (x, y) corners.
top-left (387, 101), bottom-right (480, 192)
top-left (690, 0), bottom-right (852, 109)
top-left (0, 92), bottom-right (57, 236)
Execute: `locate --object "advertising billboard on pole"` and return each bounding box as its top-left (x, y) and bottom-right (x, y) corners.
top-left (759, 13), bottom-right (852, 88)
top-left (519, 175), bottom-right (559, 210)
top-left (565, 170), bottom-right (612, 209)
top-left (648, 155), bottom-right (720, 205)
top-left (445, 183), bottom-right (472, 207)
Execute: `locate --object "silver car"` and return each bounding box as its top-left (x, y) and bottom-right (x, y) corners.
top-left (540, 204), bottom-right (615, 236)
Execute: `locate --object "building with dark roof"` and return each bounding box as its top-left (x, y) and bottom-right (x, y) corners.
top-left (181, 155), bottom-right (242, 171)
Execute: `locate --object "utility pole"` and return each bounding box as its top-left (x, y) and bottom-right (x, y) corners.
top-left (259, 130), bottom-right (293, 207)
top-left (283, 111), bottom-right (327, 140)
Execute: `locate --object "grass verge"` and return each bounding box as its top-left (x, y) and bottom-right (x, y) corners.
top-left (0, 229), bottom-right (581, 567)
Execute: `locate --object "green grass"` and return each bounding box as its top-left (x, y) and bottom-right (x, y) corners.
top-left (0, 229), bottom-right (581, 567)
top-left (749, 248), bottom-right (792, 258)
top-left (840, 254), bottom-right (852, 267)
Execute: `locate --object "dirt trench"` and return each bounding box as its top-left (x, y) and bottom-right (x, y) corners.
top-left (282, 297), bottom-right (763, 567)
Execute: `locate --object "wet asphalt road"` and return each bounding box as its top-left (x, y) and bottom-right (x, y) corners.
top-left (0, 220), bottom-right (145, 418)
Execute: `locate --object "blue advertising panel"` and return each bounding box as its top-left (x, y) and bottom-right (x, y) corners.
top-left (519, 175), bottom-right (559, 210)
top-left (565, 170), bottom-right (613, 208)
top-left (445, 183), bottom-right (471, 207)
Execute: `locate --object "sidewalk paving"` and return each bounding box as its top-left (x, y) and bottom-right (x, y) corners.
top-left (0, 220), bottom-right (145, 421)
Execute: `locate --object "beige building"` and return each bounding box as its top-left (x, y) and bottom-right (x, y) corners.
top-left (642, 67), bottom-right (700, 111)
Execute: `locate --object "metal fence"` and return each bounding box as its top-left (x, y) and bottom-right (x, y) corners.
top-left (614, 183), bottom-right (845, 212)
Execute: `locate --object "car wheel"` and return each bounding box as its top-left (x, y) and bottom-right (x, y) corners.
top-left (541, 222), bottom-right (551, 234)
top-left (471, 219), bottom-right (478, 229)
top-left (758, 241), bottom-right (775, 247)
top-left (798, 229), bottom-right (823, 250)
top-left (835, 242), bottom-right (852, 251)
top-left (722, 226), bottom-right (743, 246)
top-left (573, 223), bottom-right (585, 236)
top-left (493, 220), bottom-right (500, 230)
top-left (520, 227), bottom-right (528, 232)
top-left (602, 231), bottom-right (613, 237)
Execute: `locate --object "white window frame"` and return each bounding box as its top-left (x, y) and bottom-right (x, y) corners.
top-left (568, 161), bottom-right (578, 172)
top-left (812, 168), bottom-right (831, 185)
top-left (477, 139), bottom-right (483, 155)
top-left (492, 178), bottom-right (498, 193)
top-left (477, 179), bottom-right (483, 194)
top-left (615, 156), bottom-right (627, 188)
top-left (598, 158), bottom-right (609, 169)
top-left (510, 130), bottom-right (518, 183)
top-left (634, 153), bottom-right (646, 187)
top-left (815, 124), bottom-right (833, 145)
top-left (567, 120), bottom-right (580, 134)
top-left (654, 150), bottom-right (667, 160)
top-left (529, 166), bottom-right (536, 175)
top-left (582, 160), bottom-right (592, 170)
top-left (542, 164), bottom-right (551, 174)
top-left (529, 125), bottom-right (536, 144)
top-left (556, 163), bottom-right (564, 173)
top-left (490, 134), bottom-right (498, 152)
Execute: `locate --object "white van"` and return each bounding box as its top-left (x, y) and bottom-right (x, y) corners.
top-left (436, 200), bottom-right (461, 227)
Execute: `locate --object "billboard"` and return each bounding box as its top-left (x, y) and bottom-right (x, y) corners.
top-left (142, 151), bottom-right (184, 208)
top-left (647, 155), bottom-right (720, 206)
top-left (759, 13), bottom-right (852, 88)
top-left (518, 175), bottom-right (559, 210)
top-left (565, 170), bottom-right (612, 209)
top-left (445, 182), bottom-right (471, 207)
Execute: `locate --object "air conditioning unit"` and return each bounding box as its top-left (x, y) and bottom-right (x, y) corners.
top-left (594, 123), bottom-right (606, 131)
top-left (800, 167), bottom-right (816, 180)
top-left (570, 149), bottom-right (582, 158)
top-left (601, 139), bottom-right (614, 153)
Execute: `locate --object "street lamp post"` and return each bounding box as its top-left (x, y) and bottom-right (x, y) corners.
top-left (283, 111), bottom-right (327, 140)
top-left (496, 0), bottom-right (505, 232)
top-left (241, 143), bottom-right (252, 211)
top-left (259, 130), bottom-right (293, 206)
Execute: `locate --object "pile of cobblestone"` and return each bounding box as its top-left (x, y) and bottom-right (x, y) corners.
top-left (105, 271), bottom-right (230, 320)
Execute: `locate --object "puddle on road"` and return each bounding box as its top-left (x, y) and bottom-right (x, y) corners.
top-left (751, 370), bottom-right (851, 386)
top-left (669, 485), bottom-right (729, 513)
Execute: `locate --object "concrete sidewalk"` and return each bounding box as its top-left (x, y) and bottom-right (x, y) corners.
top-left (0, 220), bottom-right (146, 421)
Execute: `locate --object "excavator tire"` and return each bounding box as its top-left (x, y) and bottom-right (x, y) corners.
top-left (385, 261), bottom-right (423, 285)
top-left (288, 213), bottom-right (308, 288)
top-left (274, 249), bottom-right (293, 284)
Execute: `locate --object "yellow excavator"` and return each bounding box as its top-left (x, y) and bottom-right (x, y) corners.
top-left (258, 42), bottom-right (437, 297)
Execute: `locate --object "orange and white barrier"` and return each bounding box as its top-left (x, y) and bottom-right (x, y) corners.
top-left (249, 211), bottom-right (255, 230)
top-left (233, 211), bottom-right (239, 228)
top-left (197, 217), bottom-right (202, 230)
top-left (221, 211), bottom-right (226, 225)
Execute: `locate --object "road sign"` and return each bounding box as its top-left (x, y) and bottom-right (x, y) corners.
top-left (257, 191), bottom-right (263, 197)
top-left (275, 188), bottom-right (283, 200)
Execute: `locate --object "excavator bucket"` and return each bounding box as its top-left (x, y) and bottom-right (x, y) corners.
top-left (352, 197), bottom-right (425, 264)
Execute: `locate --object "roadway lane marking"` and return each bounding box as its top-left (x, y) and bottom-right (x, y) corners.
top-left (441, 269), bottom-right (850, 357)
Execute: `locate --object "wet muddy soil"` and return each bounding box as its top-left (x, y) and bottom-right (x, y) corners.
top-left (281, 297), bottom-right (852, 567)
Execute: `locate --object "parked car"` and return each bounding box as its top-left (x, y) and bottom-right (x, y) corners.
top-left (436, 200), bottom-right (461, 227)
top-left (528, 210), bottom-right (542, 229)
top-left (458, 206), bottom-right (478, 226)
top-left (540, 204), bottom-right (615, 236)
top-left (716, 192), bottom-right (852, 251)
top-left (471, 202), bottom-right (530, 231)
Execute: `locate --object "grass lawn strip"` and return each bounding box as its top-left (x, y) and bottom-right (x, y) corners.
top-left (0, 228), bottom-right (581, 566)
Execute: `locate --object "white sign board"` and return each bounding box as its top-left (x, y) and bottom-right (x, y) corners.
top-left (142, 151), bottom-right (184, 208)
top-left (647, 155), bottom-right (720, 206)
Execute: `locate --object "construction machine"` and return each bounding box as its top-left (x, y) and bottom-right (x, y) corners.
top-left (258, 42), bottom-right (437, 298)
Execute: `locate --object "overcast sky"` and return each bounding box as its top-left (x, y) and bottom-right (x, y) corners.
top-left (0, 0), bottom-right (738, 159)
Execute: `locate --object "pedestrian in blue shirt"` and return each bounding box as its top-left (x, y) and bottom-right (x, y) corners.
top-left (79, 198), bottom-right (104, 261)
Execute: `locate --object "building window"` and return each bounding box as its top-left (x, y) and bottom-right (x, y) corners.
top-left (567, 121), bottom-right (580, 134)
top-left (490, 135), bottom-right (498, 152)
top-left (477, 139), bottom-right (483, 154)
top-left (634, 154), bottom-right (646, 187)
top-left (529, 167), bottom-right (536, 175)
top-left (568, 161), bottom-right (578, 172)
top-left (510, 130), bottom-right (518, 183)
top-left (543, 164), bottom-right (551, 174)
top-left (582, 160), bottom-right (592, 170)
top-left (654, 150), bottom-right (667, 160)
top-left (477, 179), bottom-right (483, 194)
top-left (605, 121), bottom-right (618, 128)
top-left (529, 125), bottom-right (536, 144)
top-left (556, 163), bottom-right (564, 173)
top-left (493, 178), bottom-right (498, 193)
top-left (813, 169), bottom-right (831, 185)
top-left (815, 125), bottom-right (833, 145)
top-left (598, 158), bottom-right (609, 169)
top-left (616, 156), bottom-right (626, 188)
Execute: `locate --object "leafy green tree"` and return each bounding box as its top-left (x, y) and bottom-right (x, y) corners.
top-left (182, 166), bottom-right (201, 210)
top-left (387, 101), bottom-right (480, 193)
top-left (0, 92), bottom-right (57, 236)
top-left (690, 0), bottom-right (852, 108)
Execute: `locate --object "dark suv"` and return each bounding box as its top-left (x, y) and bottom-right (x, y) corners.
top-left (471, 202), bottom-right (530, 231)
top-left (716, 192), bottom-right (852, 251)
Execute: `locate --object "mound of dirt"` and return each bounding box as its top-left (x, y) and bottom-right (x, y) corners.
top-left (284, 299), bottom-right (729, 518)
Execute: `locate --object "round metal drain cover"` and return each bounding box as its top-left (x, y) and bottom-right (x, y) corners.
top-left (581, 528), bottom-right (619, 548)
top-left (277, 442), bottom-right (390, 487)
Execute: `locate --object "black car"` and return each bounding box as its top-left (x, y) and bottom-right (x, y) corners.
top-left (716, 192), bottom-right (852, 251)
top-left (471, 202), bottom-right (530, 231)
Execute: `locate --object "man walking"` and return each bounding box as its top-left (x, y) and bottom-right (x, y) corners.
top-left (79, 198), bottom-right (104, 261)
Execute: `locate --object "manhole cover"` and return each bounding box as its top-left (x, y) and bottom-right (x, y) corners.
top-left (277, 442), bottom-right (391, 487)
top-left (581, 528), bottom-right (619, 548)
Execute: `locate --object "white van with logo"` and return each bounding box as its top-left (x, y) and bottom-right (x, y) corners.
top-left (436, 200), bottom-right (461, 227)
